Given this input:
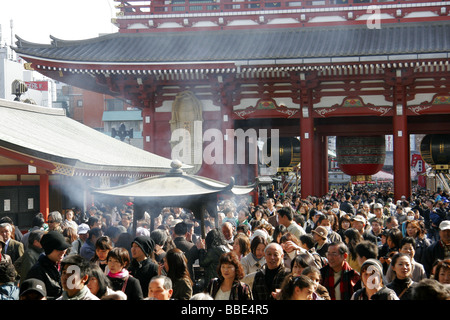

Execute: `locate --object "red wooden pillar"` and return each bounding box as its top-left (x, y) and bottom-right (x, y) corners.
top-left (298, 72), bottom-right (319, 198)
top-left (142, 107), bottom-right (155, 153)
top-left (39, 174), bottom-right (49, 221)
top-left (393, 79), bottom-right (411, 201)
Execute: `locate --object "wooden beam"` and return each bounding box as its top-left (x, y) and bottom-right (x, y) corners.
top-left (0, 147), bottom-right (56, 172)
top-left (0, 165), bottom-right (46, 175)
top-left (0, 181), bottom-right (39, 187)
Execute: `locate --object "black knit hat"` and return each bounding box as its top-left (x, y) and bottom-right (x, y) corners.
top-left (132, 236), bottom-right (155, 257)
top-left (40, 231), bottom-right (70, 255)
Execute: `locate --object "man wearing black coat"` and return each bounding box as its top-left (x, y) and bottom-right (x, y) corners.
top-left (129, 236), bottom-right (158, 297)
top-left (25, 231), bottom-right (70, 300)
top-left (422, 220), bottom-right (450, 277)
top-left (172, 222), bottom-right (197, 280)
top-left (340, 193), bottom-right (355, 215)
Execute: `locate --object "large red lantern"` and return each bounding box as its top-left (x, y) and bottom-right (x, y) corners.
top-left (336, 135), bottom-right (386, 182)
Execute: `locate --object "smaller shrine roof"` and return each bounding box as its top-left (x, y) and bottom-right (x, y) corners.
top-left (0, 99), bottom-right (189, 176)
top-left (92, 160), bottom-right (254, 198)
top-left (13, 21), bottom-right (450, 65)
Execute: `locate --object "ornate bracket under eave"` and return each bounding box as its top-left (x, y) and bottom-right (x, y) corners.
top-left (232, 98), bottom-right (299, 120)
top-left (314, 96), bottom-right (393, 118)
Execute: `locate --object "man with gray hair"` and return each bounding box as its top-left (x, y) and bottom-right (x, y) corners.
top-left (0, 222), bottom-right (24, 264)
top-left (251, 242), bottom-right (290, 300)
top-left (146, 275), bottom-right (173, 300)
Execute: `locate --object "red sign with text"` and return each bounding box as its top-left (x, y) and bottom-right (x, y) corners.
top-left (25, 81), bottom-right (48, 91)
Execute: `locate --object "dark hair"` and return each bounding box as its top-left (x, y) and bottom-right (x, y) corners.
top-left (88, 216), bottom-right (100, 228)
top-left (95, 236), bottom-right (113, 251)
top-left (400, 236), bottom-right (416, 250)
top-left (370, 218), bottom-right (383, 226)
top-left (88, 227), bottom-right (103, 240)
top-left (316, 214), bottom-right (331, 226)
top-left (28, 229), bottom-right (44, 247)
top-left (302, 265), bottom-right (321, 277)
top-left (329, 242), bottom-right (348, 255)
top-left (101, 213), bottom-right (113, 229)
top-left (236, 224), bottom-right (250, 235)
top-left (165, 248), bottom-right (193, 285)
top-left (355, 241), bottom-right (378, 260)
top-left (290, 253), bottom-right (315, 270)
top-left (390, 252), bottom-right (411, 270)
top-left (293, 214), bottom-right (305, 228)
top-left (277, 207), bottom-right (294, 221)
top-left (250, 235), bottom-right (267, 254)
top-left (0, 261), bottom-right (17, 283)
top-left (174, 222), bottom-right (188, 236)
top-left (272, 225), bottom-right (287, 243)
top-left (387, 228), bottom-right (403, 249)
top-left (205, 228), bottom-right (227, 249)
top-left (105, 226), bottom-right (123, 241)
top-left (412, 279), bottom-right (450, 300)
top-left (115, 233), bottom-right (133, 255)
top-left (107, 247), bottom-right (130, 268)
top-left (299, 234), bottom-right (315, 250)
top-left (279, 274), bottom-right (314, 300)
top-left (385, 216), bottom-right (398, 225)
top-left (88, 263), bottom-right (112, 298)
top-left (150, 229), bottom-right (168, 247)
top-left (344, 228), bottom-right (363, 260)
top-left (339, 214), bottom-right (351, 228)
top-left (31, 213), bottom-right (45, 228)
top-left (61, 254), bottom-right (91, 278)
top-left (434, 259), bottom-right (450, 283)
top-left (217, 252), bottom-right (245, 281)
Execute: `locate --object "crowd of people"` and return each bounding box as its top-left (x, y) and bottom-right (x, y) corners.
top-left (0, 184), bottom-right (449, 301)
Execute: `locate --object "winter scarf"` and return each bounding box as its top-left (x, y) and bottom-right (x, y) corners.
top-left (321, 261), bottom-right (360, 300)
top-left (108, 268), bottom-right (129, 279)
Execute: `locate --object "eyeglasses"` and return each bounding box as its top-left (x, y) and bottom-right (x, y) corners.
top-left (47, 220), bottom-right (55, 224)
top-left (326, 252), bottom-right (342, 257)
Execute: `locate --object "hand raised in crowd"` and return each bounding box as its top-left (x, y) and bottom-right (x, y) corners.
top-left (196, 238), bottom-right (206, 250)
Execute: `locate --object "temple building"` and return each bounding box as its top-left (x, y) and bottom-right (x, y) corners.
top-left (12, 0), bottom-right (450, 201)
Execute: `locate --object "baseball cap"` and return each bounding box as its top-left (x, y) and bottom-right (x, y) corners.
top-left (351, 215), bottom-right (366, 225)
top-left (373, 203), bottom-right (383, 209)
top-left (40, 231), bottom-right (71, 255)
top-left (77, 223), bottom-right (90, 235)
top-left (20, 278), bottom-right (47, 298)
top-left (439, 220), bottom-right (450, 231)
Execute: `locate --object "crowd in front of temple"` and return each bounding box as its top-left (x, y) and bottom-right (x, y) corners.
top-left (0, 184), bottom-right (449, 301)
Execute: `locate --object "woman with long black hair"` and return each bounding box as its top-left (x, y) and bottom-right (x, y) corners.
top-left (162, 248), bottom-right (193, 300)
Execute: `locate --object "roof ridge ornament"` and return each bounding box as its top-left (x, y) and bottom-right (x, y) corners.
top-left (169, 159), bottom-right (184, 175)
